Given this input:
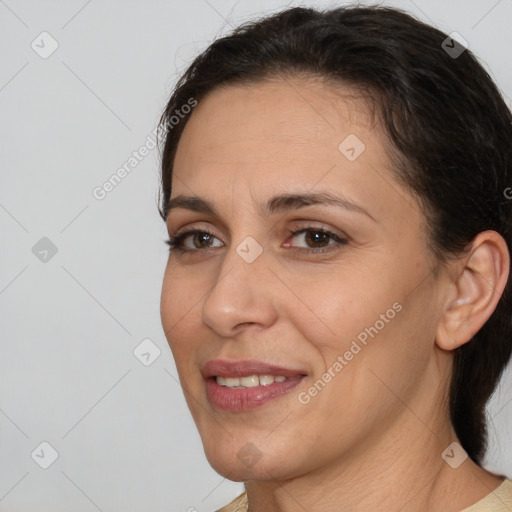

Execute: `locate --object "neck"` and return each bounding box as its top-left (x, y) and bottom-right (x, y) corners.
top-left (244, 401), bottom-right (502, 512)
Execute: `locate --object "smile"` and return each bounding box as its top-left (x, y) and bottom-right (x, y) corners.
top-left (202, 360), bottom-right (307, 411)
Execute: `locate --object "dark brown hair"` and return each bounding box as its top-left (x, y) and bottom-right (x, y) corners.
top-left (158, 5), bottom-right (512, 464)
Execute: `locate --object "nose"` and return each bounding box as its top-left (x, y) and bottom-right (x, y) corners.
top-left (201, 241), bottom-right (278, 337)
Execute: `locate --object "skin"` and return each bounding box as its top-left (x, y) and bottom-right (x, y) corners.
top-left (160, 76), bottom-right (509, 511)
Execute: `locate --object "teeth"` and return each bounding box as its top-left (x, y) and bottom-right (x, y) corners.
top-left (240, 375), bottom-right (259, 387)
top-left (259, 375), bottom-right (275, 386)
top-left (215, 374), bottom-right (289, 388)
top-left (224, 377), bottom-right (240, 387)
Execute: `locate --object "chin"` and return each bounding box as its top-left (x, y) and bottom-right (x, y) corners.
top-left (208, 460), bottom-right (254, 482)
top-left (203, 441), bottom-right (303, 482)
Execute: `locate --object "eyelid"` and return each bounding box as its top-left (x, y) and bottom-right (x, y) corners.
top-left (167, 215), bottom-right (229, 240)
top-left (169, 220), bottom-right (224, 237)
top-left (287, 221), bottom-right (348, 239)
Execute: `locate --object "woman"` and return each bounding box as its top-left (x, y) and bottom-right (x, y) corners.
top-left (159, 5), bottom-right (512, 511)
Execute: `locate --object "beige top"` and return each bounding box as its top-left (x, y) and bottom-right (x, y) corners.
top-left (216, 479), bottom-right (512, 512)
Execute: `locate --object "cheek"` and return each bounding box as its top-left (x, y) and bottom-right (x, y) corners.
top-left (160, 271), bottom-right (178, 337)
top-left (289, 257), bottom-right (433, 402)
top-left (160, 268), bottom-right (202, 360)
top-left (283, 263), bottom-right (400, 354)
top-left (161, 261), bottom-right (207, 320)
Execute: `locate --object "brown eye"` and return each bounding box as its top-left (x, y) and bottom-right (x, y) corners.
top-left (165, 230), bottom-right (223, 252)
top-left (191, 232), bottom-right (216, 248)
top-left (303, 230), bottom-right (330, 248)
top-left (286, 227), bottom-right (347, 252)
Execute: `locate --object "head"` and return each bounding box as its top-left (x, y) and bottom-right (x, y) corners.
top-left (159, 5), bottom-right (512, 478)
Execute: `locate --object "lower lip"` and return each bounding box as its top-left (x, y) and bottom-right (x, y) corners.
top-left (206, 376), bottom-right (305, 411)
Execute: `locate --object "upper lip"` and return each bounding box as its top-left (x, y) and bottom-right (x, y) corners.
top-left (201, 359), bottom-right (308, 379)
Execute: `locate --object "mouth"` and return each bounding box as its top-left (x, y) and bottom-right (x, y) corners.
top-left (202, 359), bottom-right (308, 411)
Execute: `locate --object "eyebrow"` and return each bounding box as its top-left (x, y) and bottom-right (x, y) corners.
top-left (166, 191), bottom-right (376, 222)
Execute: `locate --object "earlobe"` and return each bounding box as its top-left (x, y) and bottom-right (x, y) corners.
top-left (436, 231), bottom-right (510, 351)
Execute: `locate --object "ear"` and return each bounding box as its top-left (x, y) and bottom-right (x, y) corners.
top-left (436, 230), bottom-right (510, 351)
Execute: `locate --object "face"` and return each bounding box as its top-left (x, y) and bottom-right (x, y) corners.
top-left (160, 77), bottom-right (448, 481)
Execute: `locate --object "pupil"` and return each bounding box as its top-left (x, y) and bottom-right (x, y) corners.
top-left (194, 233), bottom-right (212, 247)
top-left (306, 231), bottom-right (328, 247)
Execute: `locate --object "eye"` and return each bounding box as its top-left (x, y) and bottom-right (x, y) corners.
top-left (164, 226), bottom-right (348, 255)
top-left (284, 226), bottom-right (348, 253)
top-left (165, 229), bottom-right (223, 252)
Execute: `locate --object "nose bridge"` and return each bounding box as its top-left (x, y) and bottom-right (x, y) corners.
top-left (201, 234), bottom-right (276, 336)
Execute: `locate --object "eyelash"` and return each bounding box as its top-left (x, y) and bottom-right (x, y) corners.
top-left (165, 229), bottom-right (218, 254)
top-left (164, 226), bottom-right (348, 255)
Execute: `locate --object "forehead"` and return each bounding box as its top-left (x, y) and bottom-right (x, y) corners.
top-left (174, 76), bottom-right (382, 172)
top-left (170, 77), bottom-right (419, 230)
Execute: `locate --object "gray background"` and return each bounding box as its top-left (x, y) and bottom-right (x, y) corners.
top-left (1, 1), bottom-right (511, 511)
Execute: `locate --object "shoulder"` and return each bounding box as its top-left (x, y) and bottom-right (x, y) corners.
top-left (460, 478), bottom-right (512, 511)
top-left (213, 481), bottom-right (512, 512)
top-left (215, 491), bottom-right (248, 512)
